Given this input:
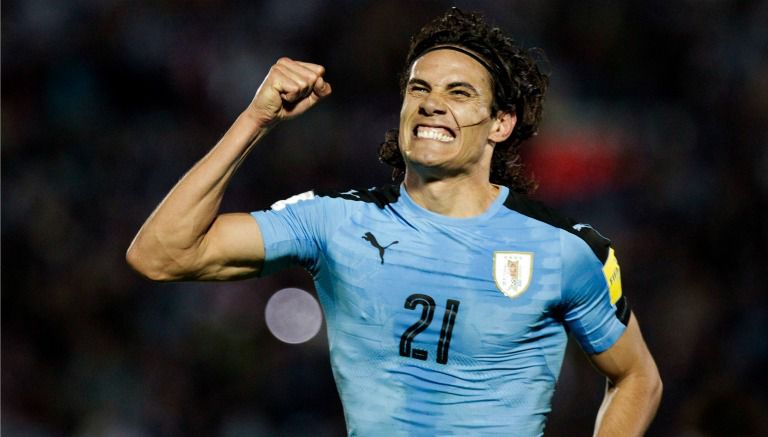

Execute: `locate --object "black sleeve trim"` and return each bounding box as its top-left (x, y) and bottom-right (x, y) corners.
top-left (502, 191), bottom-right (611, 263)
top-left (314, 184), bottom-right (400, 209)
top-left (615, 295), bottom-right (631, 326)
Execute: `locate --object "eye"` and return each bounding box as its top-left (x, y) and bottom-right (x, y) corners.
top-left (409, 85), bottom-right (429, 94)
top-left (450, 89), bottom-right (471, 97)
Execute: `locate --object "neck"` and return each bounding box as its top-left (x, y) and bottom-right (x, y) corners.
top-left (403, 170), bottom-right (500, 218)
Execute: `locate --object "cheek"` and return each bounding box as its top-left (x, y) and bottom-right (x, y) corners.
top-left (449, 104), bottom-right (490, 128)
top-left (398, 101), bottom-right (419, 146)
top-left (399, 98), bottom-right (417, 123)
top-left (455, 123), bottom-right (493, 159)
top-left (398, 129), bottom-right (408, 152)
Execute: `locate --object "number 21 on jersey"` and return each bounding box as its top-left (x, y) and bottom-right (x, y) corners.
top-left (399, 293), bottom-right (460, 365)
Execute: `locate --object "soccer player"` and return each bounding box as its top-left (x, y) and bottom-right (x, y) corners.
top-left (127, 8), bottom-right (662, 436)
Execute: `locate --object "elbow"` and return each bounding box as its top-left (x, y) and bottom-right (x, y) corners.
top-left (651, 370), bottom-right (663, 406)
top-left (632, 362), bottom-right (663, 410)
top-left (645, 355), bottom-right (664, 405)
top-left (126, 244), bottom-right (177, 282)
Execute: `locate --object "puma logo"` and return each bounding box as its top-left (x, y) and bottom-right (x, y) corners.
top-left (362, 232), bottom-right (399, 264)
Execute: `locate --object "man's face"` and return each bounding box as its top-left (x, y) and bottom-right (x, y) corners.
top-left (398, 48), bottom-right (499, 177)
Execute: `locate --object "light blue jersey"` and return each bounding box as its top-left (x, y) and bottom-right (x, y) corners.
top-left (251, 184), bottom-right (629, 436)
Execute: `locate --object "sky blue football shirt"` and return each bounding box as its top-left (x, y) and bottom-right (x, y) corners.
top-left (251, 184), bottom-right (628, 436)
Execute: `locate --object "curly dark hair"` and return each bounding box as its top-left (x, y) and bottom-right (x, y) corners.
top-left (378, 7), bottom-right (549, 194)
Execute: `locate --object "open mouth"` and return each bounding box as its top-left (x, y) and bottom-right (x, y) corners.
top-left (413, 125), bottom-right (456, 143)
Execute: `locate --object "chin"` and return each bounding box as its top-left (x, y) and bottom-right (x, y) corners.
top-left (405, 157), bottom-right (459, 179)
top-left (404, 149), bottom-right (451, 168)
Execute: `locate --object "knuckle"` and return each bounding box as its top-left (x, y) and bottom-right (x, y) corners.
top-left (303, 73), bottom-right (320, 86)
top-left (269, 64), bottom-right (283, 75)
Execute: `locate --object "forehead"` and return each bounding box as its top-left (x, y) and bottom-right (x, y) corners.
top-left (409, 49), bottom-right (493, 91)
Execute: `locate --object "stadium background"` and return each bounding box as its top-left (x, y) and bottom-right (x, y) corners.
top-left (3, 0), bottom-right (767, 435)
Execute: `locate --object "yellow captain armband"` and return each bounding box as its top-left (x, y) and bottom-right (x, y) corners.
top-left (602, 248), bottom-right (622, 305)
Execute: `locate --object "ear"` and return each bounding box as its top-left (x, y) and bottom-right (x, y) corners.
top-left (488, 111), bottom-right (516, 143)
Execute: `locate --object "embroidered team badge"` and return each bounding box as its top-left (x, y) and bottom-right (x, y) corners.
top-left (493, 251), bottom-right (534, 298)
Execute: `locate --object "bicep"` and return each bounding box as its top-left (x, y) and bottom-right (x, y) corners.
top-left (195, 212), bottom-right (266, 280)
top-left (589, 312), bottom-right (658, 383)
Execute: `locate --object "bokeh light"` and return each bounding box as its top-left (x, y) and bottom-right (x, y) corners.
top-left (265, 288), bottom-right (323, 344)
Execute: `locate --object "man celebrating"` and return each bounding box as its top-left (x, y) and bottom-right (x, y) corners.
top-left (128, 8), bottom-right (661, 436)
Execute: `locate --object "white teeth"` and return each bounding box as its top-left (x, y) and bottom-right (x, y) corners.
top-left (416, 126), bottom-right (454, 142)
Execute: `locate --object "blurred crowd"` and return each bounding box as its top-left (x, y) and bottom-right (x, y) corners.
top-left (3, 0), bottom-right (767, 435)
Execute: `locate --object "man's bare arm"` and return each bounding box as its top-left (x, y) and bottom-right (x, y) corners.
top-left (590, 312), bottom-right (663, 437)
top-left (126, 58), bottom-right (332, 281)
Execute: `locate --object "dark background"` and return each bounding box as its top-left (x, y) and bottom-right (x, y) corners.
top-left (3, 0), bottom-right (767, 435)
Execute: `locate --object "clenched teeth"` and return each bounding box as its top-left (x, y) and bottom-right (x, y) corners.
top-left (415, 126), bottom-right (455, 142)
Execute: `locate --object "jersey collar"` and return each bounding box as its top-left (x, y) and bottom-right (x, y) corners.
top-left (398, 183), bottom-right (510, 225)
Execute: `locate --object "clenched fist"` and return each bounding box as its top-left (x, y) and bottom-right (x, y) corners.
top-left (246, 57), bottom-right (332, 126)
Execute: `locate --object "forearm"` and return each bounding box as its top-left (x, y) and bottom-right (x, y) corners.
top-left (127, 58), bottom-right (331, 280)
top-left (593, 372), bottom-right (663, 437)
top-left (127, 111), bottom-right (270, 279)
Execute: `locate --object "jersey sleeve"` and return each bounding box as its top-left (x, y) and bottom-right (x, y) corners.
top-left (559, 227), bottom-right (629, 355)
top-left (250, 191), bottom-right (343, 276)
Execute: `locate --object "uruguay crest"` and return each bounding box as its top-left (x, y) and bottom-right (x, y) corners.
top-left (493, 251), bottom-right (534, 298)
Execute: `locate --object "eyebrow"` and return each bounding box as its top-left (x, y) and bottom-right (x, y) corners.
top-left (446, 81), bottom-right (480, 94)
top-left (407, 78), bottom-right (431, 89)
top-left (408, 78), bottom-right (480, 95)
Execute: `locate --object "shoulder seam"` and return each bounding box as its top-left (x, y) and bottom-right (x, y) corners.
top-left (503, 191), bottom-right (612, 263)
top-left (314, 184), bottom-right (400, 209)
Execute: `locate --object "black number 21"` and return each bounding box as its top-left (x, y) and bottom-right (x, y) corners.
top-left (399, 293), bottom-right (460, 365)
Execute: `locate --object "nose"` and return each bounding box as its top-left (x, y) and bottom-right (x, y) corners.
top-left (419, 93), bottom-right (447, 116)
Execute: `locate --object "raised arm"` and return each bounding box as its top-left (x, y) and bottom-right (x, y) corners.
top-left (126, 58), bottom-right (332, 281)
top-left (590, 312), bottom-right (663, 437)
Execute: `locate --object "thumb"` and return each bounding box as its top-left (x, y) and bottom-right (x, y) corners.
top-left (313, 77), bottom-right (332, 98)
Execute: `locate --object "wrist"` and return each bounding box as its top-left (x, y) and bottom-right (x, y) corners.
top-left (241, 106), bottom-right (279, 130)
top-left (221, 110), bottom-right (274, 151)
